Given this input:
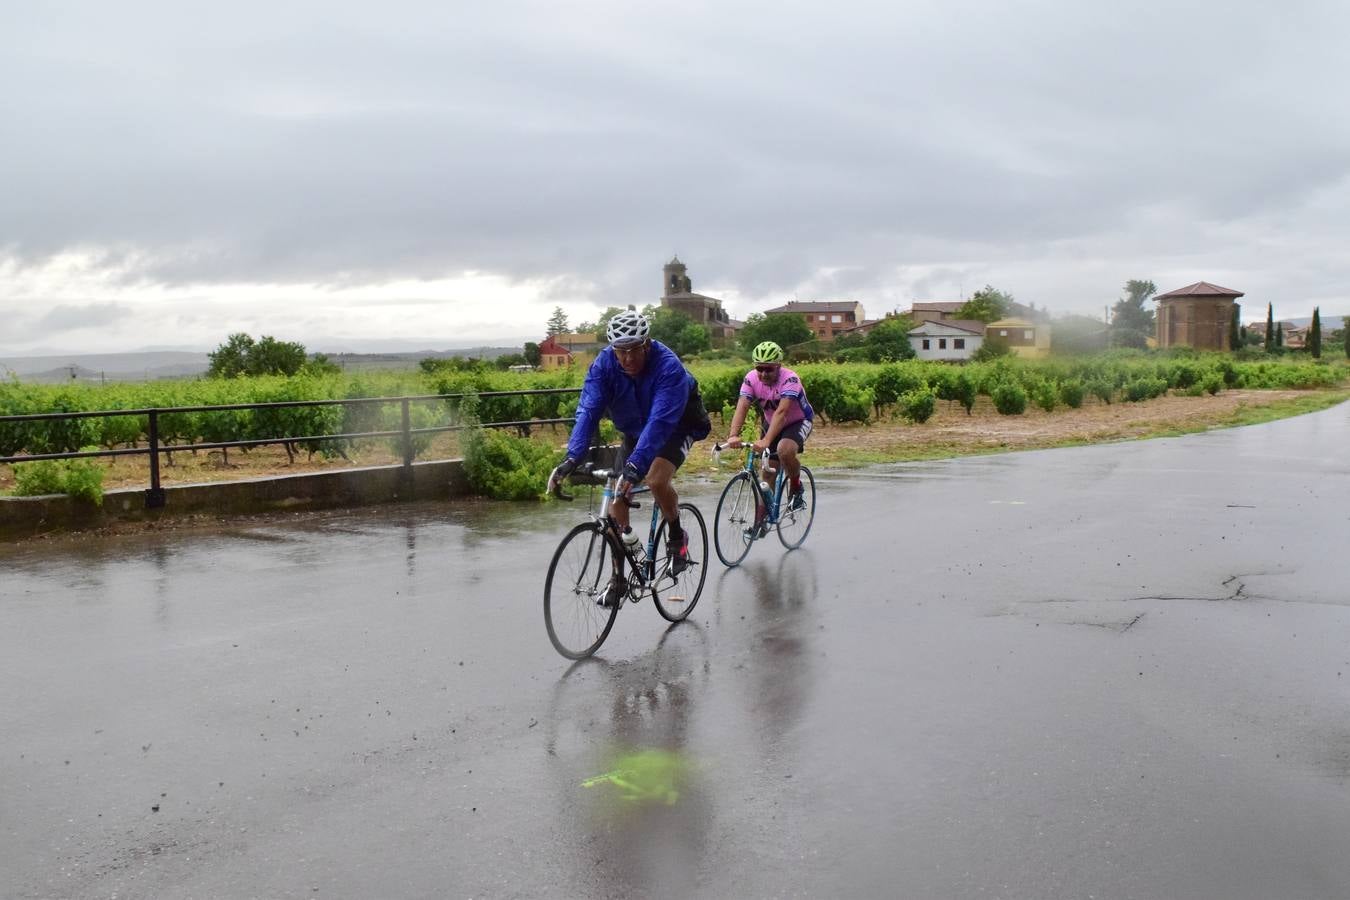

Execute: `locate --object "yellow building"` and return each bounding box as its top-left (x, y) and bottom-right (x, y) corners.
top-left (987, 318), bottom-right (1051, 358)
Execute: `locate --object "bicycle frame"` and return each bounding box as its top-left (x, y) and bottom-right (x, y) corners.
top-left (592, 469), bottom-right (663, 586)
top-left (728, 446), bottom-right (788, 526)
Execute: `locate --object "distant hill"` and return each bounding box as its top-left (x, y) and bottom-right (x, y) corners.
top-left (321, 348), bottom-right (524, 373)
top-left (0, 346), bottom-right (526, 383)
top-left (0, 351), bottom-right (211, 383)
top-left (1283, 314), bottom-right (1350, 328)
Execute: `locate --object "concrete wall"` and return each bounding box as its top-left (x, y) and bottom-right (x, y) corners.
top-left (0, 459), bottom-right (470, 540)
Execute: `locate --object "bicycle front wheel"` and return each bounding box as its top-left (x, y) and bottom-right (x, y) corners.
top-left (544, 522), bottom-right (622, 659)
top-left (776, 466), bottom-right (816, 550)
top-left (651, 503), bottom-right (708, 622)
top-left (713, 472), bottom-right (757, 567)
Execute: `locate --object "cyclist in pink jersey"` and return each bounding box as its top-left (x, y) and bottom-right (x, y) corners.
top-left (722, 341), bottom-right (814, 513)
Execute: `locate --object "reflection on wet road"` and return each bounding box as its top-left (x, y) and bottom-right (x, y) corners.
top-left (3, 401), bottom-right (1350, 898)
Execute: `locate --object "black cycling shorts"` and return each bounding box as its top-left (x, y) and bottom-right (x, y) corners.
top-left (620, 384), bottom-right (711, 473)
top-left (761, 418), bottom-right (813, 455)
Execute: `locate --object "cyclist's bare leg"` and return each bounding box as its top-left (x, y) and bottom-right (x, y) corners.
top-left (611, 497), bottom-right (631, 532)
top-left (645, 457), bottom-right (680, 529)
top-left (776, 437), bottom-right (801, 487)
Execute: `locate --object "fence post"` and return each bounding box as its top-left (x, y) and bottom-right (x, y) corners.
top-left (400, 397), bottom-right (414, 477)
top-left (145, 410), bottom-right (166, 509)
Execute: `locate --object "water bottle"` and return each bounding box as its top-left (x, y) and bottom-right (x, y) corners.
top-left (622, 526), bottom-right (642, 558)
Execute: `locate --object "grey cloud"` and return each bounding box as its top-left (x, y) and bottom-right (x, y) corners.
top-left (36, 302), bottom-right (131, 332)
top-left (3, 0), bottom-right (1350, 334)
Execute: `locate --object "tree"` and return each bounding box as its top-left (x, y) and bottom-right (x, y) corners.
top-left (523, 342), bottom-right (541, 367)
top-left (1276, 321), bottom-right (1284, 348)
top-left (648, 306), bottom-right (711, 358)
top-left (1264, 303), bottom-right (1274, 352)
top-left (957, 285), bottom-right (1014, 323)
top-left (736, 312), bottom-right (815, 355)
top-left (864, 316), bottom-right (916, 362)
top-left (248, 335), bottom-right (308, 376)
top-left (208, 333), bottom-right (256, 378)
top-left (1229, 305), bottom-right (1241, 351)
top-left (1309, 308), bottom-right (1322, 358)
top-left (1108, 279), bottom-right (1156, 349)
top-left (1344, 316), bottom-right (1350, 360)
top-left (546, 306), bottom-right (570, 336)
top-left (208, 333), bottom-right (311, 378)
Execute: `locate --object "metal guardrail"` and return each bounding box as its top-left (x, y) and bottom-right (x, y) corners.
top-left (0, 388), bottom-right (581, 508)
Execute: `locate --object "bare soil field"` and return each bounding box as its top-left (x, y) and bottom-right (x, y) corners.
top-left (3, 388), bottom-right (1344, 498)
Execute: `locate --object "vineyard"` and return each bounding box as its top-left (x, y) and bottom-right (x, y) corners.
top-left (2, 353), bottom-right (1345, 463)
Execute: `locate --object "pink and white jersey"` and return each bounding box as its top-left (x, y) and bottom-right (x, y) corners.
top-left (739, 366), bottom-right (814, 424)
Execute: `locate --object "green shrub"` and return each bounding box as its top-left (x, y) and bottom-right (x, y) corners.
top-left (873, 364), bottom-right (926, 411)
top-left (1202, 373), bottom-right (1224, 395)
top-left (1087, 379), bottom-right (1114, 404)
top-left (12, 457), bottom-right (105, 504)
top-left (991, 381), bottom-right (1028, 415)
top-left (827, 385), bottom-right (874, 423)
top-left (12, 460), bottom-right (66, 496)
top-left (1124, 377), bottom-right (1168, 402)
top-left (461, 427), bottom-right (557, 500)
top-left (1032, 380), bottom-right (1059, 413)
top-left (950, 372), bottom-right (977, 415)
top-left (898, 388), bottom-right (937, 424)
top-left (1059, 379), bottom-right (1085, 409)
top-left (61, 460), bottom-right (106, 504)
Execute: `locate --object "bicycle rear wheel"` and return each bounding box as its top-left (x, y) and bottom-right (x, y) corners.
top-left (713, 472), bottom-right (757, 567)
top-left (776, 466), bottom-right (816, 550)
top-left (651, 503), bottom-right (708, 622)
top-left (544, 522), bottom-right (622, 659)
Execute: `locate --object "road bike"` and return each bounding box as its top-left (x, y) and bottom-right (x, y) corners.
top-left (711, 443), bottom-right (816, 567)
top-left (544, 463), bottom-right (709, 659)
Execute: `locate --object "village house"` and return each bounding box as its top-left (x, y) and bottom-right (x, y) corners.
top-left (987, 318), bottom-right (1051, 358)
top-left (906, 320), bottom-right (986, 361)
top-left (764, 300), bottom-right (866, 343)
top-left (1246, 320), bottom-right (1306, 349)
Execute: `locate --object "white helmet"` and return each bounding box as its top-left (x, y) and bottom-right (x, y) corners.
top-left (606, 308), bottom-right (651, 347)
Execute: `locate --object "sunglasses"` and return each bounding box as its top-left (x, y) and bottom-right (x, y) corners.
top-left (613, 342), bottom-right (647, 357)
top-left (755, 365), bottom-right (780, 374)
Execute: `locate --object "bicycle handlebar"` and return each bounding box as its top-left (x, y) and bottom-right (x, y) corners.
top-left (549, 462), bottom-right (643, 507)
top-left (712, 443), bottom-right (771, 467)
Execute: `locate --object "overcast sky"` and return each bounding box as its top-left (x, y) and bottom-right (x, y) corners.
top-left (3, 0), bottom-right (1349, 355)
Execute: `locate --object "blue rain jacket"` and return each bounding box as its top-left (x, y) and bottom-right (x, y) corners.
top-left (566, 340), bottom-right (699, 478)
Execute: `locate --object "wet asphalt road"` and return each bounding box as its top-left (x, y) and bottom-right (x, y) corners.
top-left (3, 402), bottom-right (1350, 900)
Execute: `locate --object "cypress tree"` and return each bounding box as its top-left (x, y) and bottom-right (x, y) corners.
top-left (1229, 305), bottom-right (1241, 351)
top-left (1345, 316), bottom-right (1350, 360)
top-left (1310, 307), bottom-right (1322, 358)
top-left (1264, 303), bottom-right (1274, 352)
top-left (1276, 321), bottom-right (1284, 348)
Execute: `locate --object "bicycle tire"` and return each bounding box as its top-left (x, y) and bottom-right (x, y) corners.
top-left (651, 503), bottom-right (709, 622)
top-left (544, 521), bottom-right (623, 659)
top-left (776, 466), bottom-right (816, 550)
top-left (713, 472), bottom-right (757, 567)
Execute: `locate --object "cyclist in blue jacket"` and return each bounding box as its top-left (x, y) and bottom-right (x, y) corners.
top-left (548, 308), bottom-right (711, 574)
